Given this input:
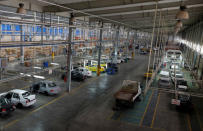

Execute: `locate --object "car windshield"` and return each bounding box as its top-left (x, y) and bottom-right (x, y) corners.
top-left (160, 74), bottom-right (169, 78)
top-left (22, 92), bottom-right (31, 98)
top-left (177, 81), bottom-right (187, 86)
top-left (175, 75), bottom-right (183, 78)
top-left (48, 82), bottom-right (56, 87)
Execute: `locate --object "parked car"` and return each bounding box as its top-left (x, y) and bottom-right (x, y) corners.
top-left (158, 79), bottom-right (171, 88)
top-left (178, 91), bottom-right (191, 106)
top-left (61, 70), bottom-right (87, 81)
top-left (171, 72), bottom-right (184, 83)
top-left (71, 71), bottom-right (86, 81)
top-left (159, 70), bottom-right (170, 80)
top-left (30, 80), bottom-right (61, 95)
top-left (176, 80), bottom-right (188, 91)
top-left (158, 70), bottom-right (171, 87)
top-left (1, 89), bottom-right (36, 108)
top-left (140, 50), bottom-right (147, 55)
top-left (135, 44), bottom-right (139, 49)
top-left (0, 97), bottom-right (16, 116)
top-left (74, 67), bottom-right (92, 77)
top-left (117, 57), bottom-right (125, 63)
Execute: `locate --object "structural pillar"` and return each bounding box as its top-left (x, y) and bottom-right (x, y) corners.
top-left (97, 22), bottom-right (103, 76)
top-left (113, 26), bottom-right (119, 63)
top-left (67, 14), bottom-right (74, 92)
top-left (126, 31), bottom-right (130, 60)
top-left (20, 24), bottom-right (24, 64)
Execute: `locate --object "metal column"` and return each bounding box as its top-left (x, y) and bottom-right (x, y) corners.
top-left (20, 24), bottom-right (24, 64)
top-left (67, 14), bottom-right (74, 92)
top-left (132, 32), bottom-right (136, 59)
top-left (41, 13), bottom-right (44, 44)
top-left (97, 22), bottom-right (103, 76)
top-left (126, 31), bottom-right (130, 60)
top-left (113, 27), bottom-right (119, 63)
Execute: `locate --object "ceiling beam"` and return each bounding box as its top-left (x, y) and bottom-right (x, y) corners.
top-left (71, 0), bottom-right (186, 13)
top-left (94, 4), bottom-right (203, 17)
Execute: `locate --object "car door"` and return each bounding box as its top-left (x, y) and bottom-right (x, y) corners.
top-left (11, 93), bottom-right (20, 105)
top-left (80, 69), bottom-right (85, 75)
top-left (40, 83), bottom-right (47, 93)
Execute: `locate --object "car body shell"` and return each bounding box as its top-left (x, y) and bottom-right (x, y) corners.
top-left (159, 70), bottom-right (171, 87)
top-left (1, 89), bottom-right (36, 107)
top-left (75, 67), bottom-right (92, 77)
top-left (31, 81), bottom-right (61, 95)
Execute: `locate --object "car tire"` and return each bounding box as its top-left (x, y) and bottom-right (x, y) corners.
top-left (17, 103), bottom-right (23, 108)
top-left (44, 91), bottom-right (49, 96)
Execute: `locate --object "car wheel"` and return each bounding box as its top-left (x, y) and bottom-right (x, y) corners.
top-left (44, 91), bottom-right (49, 96)
top-left (17, 103), bottom-right (23, 108)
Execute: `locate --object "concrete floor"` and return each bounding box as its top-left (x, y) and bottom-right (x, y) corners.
top-left (0, 54), bottom-right (202, 131)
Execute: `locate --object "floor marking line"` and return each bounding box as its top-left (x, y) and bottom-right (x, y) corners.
top-left (4, 119), bottom-right (20, 129)
top-left (110, 117), bottom-right (167, 131)
top-left (151, 93), bottom-right (160, 128)
top-left (139, 90), bottom-right (154, 126)
top-left (4, 76), bottom-right (99, 129)
top-left (186, 114), bottom-right (192, 131)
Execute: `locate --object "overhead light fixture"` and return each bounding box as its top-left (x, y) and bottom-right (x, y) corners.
top-left (50, 63), bottom-right (59, 66)
top-left (175, 20), bottom-right (183, 28)
top-left (16, 3), bottom-right (26, 14)
top-left (33, 66), bottom-right (42, 69)
top-left (33, 75), bottom-right (45, 79)
top-left (176, 5), bottom-right (189, 20)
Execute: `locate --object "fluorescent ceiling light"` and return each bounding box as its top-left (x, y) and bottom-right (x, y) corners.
top-left (33, 66), bottom-right (42, 69)
top-left (50, 63), bottom-right (59, 66)
top-left (33, 75), bottom-right (45, 79)
top-left (25, 74), bottom-right (31, 77)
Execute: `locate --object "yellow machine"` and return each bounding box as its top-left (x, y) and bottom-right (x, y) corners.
top-left (144, 69), bottom-right (153, 78)
top-left (92, 61), bottom-right (107, 69)
top-left (85, 66), bottom-right (105, 72)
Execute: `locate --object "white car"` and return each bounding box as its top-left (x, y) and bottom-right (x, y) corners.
top-left (31, 80), bottom-right (61, 95)
top-left (171, 72), bottom-right (184, 82)
top-left (170, 70), bottom-right (181, 76)
top-left (159, 70), bottom-right (170, 80)
top-left (158, 70), bottom-right (171, 87)
top-left (75, 67), bottom-right (92, 77)
top-left (1, 89), bottom-right (36, 107)
top-left (177, 80), bottom-right (188, 91)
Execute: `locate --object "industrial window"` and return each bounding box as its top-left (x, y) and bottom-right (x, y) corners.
top-left (1, 24), bottom-right (12, 34)
top-left (59, 28), bottom-right (63, 35)
top-left (55, 28), bottom-right (58, 35)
